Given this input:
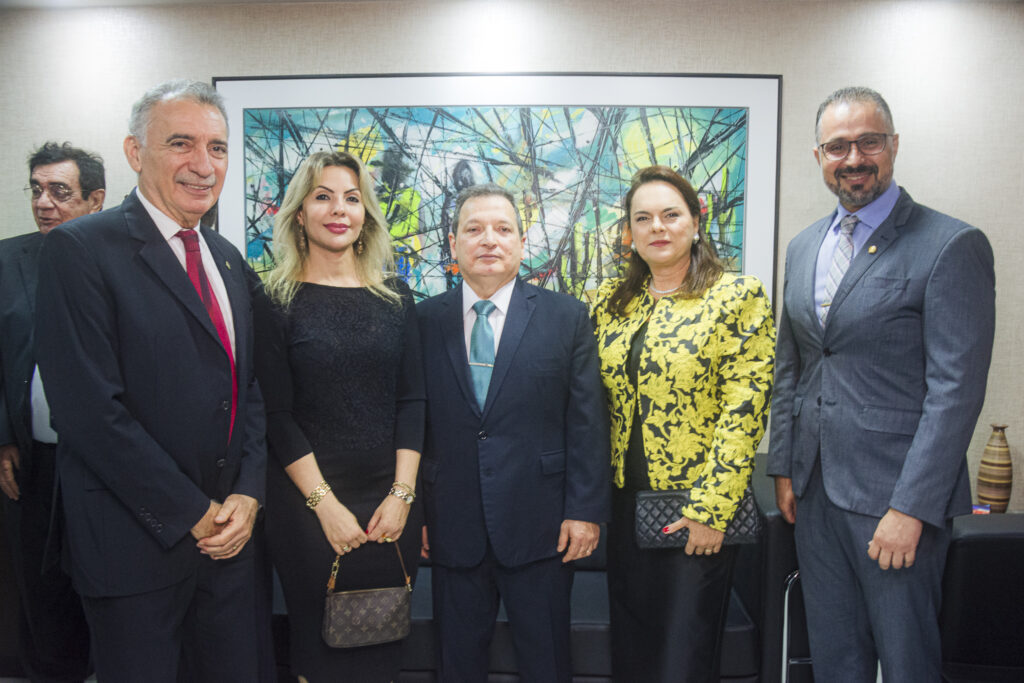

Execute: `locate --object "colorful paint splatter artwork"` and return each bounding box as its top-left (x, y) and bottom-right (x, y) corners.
top-left (243, 105), bottom-right (748, 299)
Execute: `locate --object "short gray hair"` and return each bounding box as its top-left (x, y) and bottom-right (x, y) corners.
top-left (815, 86), bottom-right (894, 143)
top-left (129, 79), bottom-right (228, 145)
top-left (451, 183), bottom-right (523, 236)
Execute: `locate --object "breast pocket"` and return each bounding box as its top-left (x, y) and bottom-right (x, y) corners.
top-left (528, 359), bottom-right (564, 377)
top-left (862, 277), bottom-right (909, 291)
top-left (849, 276), bottom-right (918, 327)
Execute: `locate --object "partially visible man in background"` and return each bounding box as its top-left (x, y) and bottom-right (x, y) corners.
top-left (1, 141), bottom-right (104, 682)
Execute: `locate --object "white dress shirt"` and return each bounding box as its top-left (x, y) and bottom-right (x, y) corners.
top-left (461, 278), bottom-right (516, 361)
top-left (135, 188), bottom-right (236, 353)
top-left (30, 365), bottom-right (57, 443)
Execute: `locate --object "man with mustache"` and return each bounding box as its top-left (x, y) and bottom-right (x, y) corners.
top-left (34, 80), bottom-right (267, 682)
top-left (767, 86), bottom-right (996, 681)
top-left (1, 141), bottom-right (104, 682)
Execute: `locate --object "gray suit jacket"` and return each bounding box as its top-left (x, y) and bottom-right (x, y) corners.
top-left (766, 188), bottom-right (995, 528)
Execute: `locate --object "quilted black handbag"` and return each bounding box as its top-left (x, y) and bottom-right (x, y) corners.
top-left (635, 483), bottom-right (764, 549)
top-left (321, 544), bottom-right (412, 648)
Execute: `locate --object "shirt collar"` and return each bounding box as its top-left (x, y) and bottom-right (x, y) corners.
top-left (832, 180), bottom-right (900, 232)
top-left (462, 277), bottom-right (516, 317)
top-left (135, 187), bottom-right (200, 243)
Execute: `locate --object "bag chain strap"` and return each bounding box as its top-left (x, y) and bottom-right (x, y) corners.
top-left (326, 543), bottom-right (411, 593)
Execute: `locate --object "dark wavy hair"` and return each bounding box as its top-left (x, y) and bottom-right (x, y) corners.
top-left (28, 141), bottom-right (105, 199)
top-left (606, 165), bottom-right (724, 316)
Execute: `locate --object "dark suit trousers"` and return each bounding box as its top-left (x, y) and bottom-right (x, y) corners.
top-left (3, 440), bottom-right (90, 682)
top-left (81, 547), bottom-right (260, 683)
top-left (432, 546), bottom-right (574, 683)
top-left (795, 461), bottom-right (951, 683)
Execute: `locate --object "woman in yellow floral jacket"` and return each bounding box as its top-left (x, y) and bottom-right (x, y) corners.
top-left (591, 166), bottom-right (775, 683)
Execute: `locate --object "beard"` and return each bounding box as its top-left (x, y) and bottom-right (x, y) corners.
top-left (826, 163), bottom-right (889, 210)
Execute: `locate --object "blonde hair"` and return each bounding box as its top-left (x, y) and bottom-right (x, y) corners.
top-left (264, 150), bottom-right (399, 307)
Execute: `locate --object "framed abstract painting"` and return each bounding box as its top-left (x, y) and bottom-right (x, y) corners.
top-left (214, 73), bottom-right (781, 298)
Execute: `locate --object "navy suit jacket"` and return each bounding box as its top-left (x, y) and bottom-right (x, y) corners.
top-left (767, 189), bottom-right (995, 528)
top-left (34, 191), bottom-right (267, 597)
top-left (417, 279), bottom-right (610, 568)
top-left (0, 231), bottom-right (43, 464)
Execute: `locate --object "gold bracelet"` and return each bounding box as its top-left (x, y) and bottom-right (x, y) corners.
top-left (306, 480), bottom-right (331, 510)
top-left (389, 481), bottom-right (415, 504)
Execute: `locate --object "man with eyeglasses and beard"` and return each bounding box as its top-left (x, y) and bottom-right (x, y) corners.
top-left (1, 141), bottom-right (104, 682)
top-left (767, 87), bottom-right (996, 682)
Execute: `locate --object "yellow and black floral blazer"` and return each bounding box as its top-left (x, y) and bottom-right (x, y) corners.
top-left (591, 273), bottom-right (775, 531)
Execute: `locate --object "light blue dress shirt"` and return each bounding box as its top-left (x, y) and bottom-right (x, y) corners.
top-left (813, 180), bottom-right (901, 317)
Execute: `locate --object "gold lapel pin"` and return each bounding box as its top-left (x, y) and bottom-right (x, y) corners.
top-left (868, 245), bottom-right (877, 254)
top-left (225, 261), bottom-right (231, 269)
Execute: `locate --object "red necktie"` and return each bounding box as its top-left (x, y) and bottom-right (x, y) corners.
top-left (176, 229), bottom-right (237, 440)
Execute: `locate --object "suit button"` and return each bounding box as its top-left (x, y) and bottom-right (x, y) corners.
top-left (216, 459), bottom-right (226, 468)
top-left (478, 431), bottom-right (488, 440)
top-left (823, 347), bottom-right (832, 356)
top-left (817, 397), bottom-right (822, 406)
top-left (221, 400), bottom-right (230, 410)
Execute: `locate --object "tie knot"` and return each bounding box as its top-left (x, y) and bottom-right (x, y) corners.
top-left (473, 300), bottom-right (496, 317)
top-left (839, 215), bottom-right (859, 235)
top-left (176, 229), bottom-right (201, 252)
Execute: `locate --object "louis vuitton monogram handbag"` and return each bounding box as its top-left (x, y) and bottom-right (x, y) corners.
top-left (321, 544), bottom-right (412, 648)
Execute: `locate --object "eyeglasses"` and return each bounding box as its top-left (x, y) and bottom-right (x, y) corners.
top-left (26, 182), bottom-right (79, 203)
top-left (818, 133), bottom-right (892, 162)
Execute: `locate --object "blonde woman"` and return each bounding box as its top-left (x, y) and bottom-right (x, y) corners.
top-left (253, 151), bottom-right (425, 682)
top-left (591, 166), bottom-right (775, 682)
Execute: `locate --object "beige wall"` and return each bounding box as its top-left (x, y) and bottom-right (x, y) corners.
top-left (2, 0), bottom-right (1022, 510)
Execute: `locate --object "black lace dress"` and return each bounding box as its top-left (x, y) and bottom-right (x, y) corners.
top-left (254, 279), bottom-right (425, 682)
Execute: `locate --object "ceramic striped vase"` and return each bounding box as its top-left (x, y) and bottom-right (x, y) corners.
top-left (977, 424), bottom-right (1013, 513)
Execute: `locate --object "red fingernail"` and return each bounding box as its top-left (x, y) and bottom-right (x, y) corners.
top-left (662, 526), bottom-right (670, 533)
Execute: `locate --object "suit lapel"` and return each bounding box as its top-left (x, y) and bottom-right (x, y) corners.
top-left (827, 191), bottom-right (909, 321)
top-left (125, 193), bottom-right (222, 348)
top-left (796, 216), bottom-right (831, 337)
top-left (16, 232), bottom-right (43, 313)
top-left (203, 228), bottom-right (244, 361)
top-left (484, 279), bottom-right (534, 416)
top-left (440, 287), bottom-right (479, 414)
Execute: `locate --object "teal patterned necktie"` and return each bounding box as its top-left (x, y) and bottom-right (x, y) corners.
top-left (469, 300), bottom-right (496, 409)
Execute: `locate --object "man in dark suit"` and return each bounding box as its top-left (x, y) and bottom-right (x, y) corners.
top-left (767, 87), bottom-right (996, 681)
top-left (417, 184), bottom-right (610, 682)
top-left (1, 141), bottom-right (103, 682)
top-left (34, 80), bottom-right (267, 682)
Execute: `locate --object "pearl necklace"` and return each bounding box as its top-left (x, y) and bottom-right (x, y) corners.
top-left (649, 282), bottom-right (682, 295)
